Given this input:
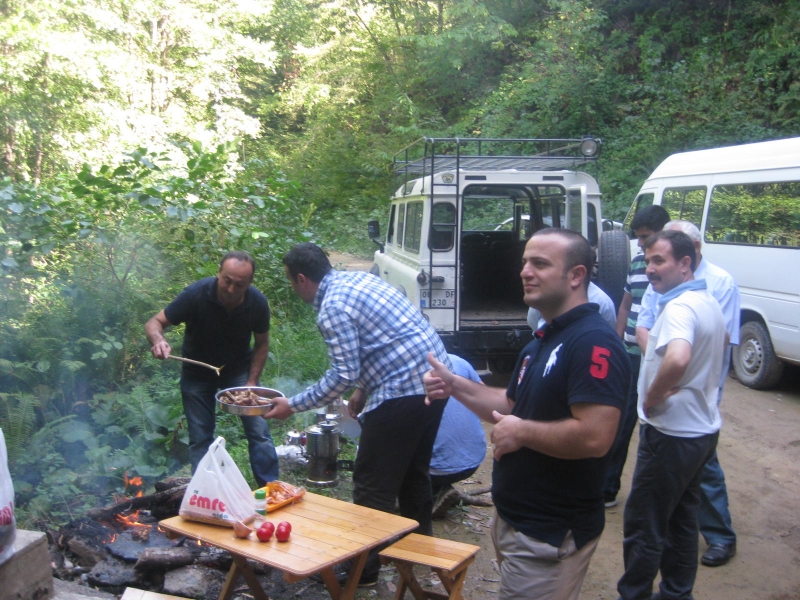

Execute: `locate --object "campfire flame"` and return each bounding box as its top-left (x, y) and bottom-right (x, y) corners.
top-left (123, 474), bottom-right (145, 494)
top-left (116, 511), bottom-right (150, 528)
top-left (113, 472), bottom-right (151, 529)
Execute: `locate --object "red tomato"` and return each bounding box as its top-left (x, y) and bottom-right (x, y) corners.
top-left (256, 521), bottom-right (275, 542)
top-left (275, 521), bottom-right (292, 542)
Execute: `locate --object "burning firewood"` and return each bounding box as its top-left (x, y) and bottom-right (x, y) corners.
top-left (87, 484), bottom-right (187, 522)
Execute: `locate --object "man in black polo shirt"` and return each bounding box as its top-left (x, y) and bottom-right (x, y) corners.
top-left (425, 229), bottom-right (629, 600)
top-left (145, 251), bottom-right (279, 486)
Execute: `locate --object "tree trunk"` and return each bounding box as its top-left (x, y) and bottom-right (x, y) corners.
top-left (33, 134), bottom-right (44, 186)
top-left (34, 53), bottom-right (50, 185)
top-left (3, 125), bottom-right (14, 179)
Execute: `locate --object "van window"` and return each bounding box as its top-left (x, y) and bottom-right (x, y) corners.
top-left (397, 202), bottom-right (406, 247)
top-left (386, 204), bottom-right (396, 245)
top-left (637, 193), bottom-right (654, 209)
top-left (515, 204), bottom-right (530, 240)
top-left (404, 201), bottom-right (424, 253)
top-left (587, 203), bottom-right (598, 246)
top-left (706, 182), bottom-right (800, 247)
top-left (431, 202), bottom-right (456, 250)
top-left (538, 188), bottom-right (566, 229)
top-left (661, 187), bottom-right (706, 227)
top-left (624, 193), bottom-right (654, 232)
top-left (463, 196), bottom-right (515, 231)
top-left (565, 189), bottom-right (583, 233)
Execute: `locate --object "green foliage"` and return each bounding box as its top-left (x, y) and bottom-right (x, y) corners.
top-left (264, 319), bottom-right (330, 385)
top-left (0, 0), bottom-right (274, 182)
top-left (0, 138), bottom-right (327, 528)
top-left (0, 391), bottom-right (43, 461)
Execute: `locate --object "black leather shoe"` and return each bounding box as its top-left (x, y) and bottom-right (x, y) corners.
top-left (701, 542), bottom-right (736, 566)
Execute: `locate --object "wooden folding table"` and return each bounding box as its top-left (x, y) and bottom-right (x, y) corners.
top-left (159, 492), bottom-right (418, 600)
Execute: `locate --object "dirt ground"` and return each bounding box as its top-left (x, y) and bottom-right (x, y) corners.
top-left (327, 251), bottom-right (374, 272)
top-left (326, 251), bottom-right (800, 599)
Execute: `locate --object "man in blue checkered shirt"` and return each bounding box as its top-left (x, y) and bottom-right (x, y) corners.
top-left (264, 243), bottom-right (451, 586)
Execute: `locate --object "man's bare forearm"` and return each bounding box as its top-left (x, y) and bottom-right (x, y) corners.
top-left (636, 326), bottom-right (649, 353)
top-left (247, 332), bottom-right (269, 386)
top-left (644, 339), bottom-right (691, 411)
top-left (616, 292), bottom-right (632, 338)
top-left (145, 311), bottom-right (172, 358)
top-left (492, 403), bottom-right (620, 460)
top-left (449, 376), bottom-right (512, 422)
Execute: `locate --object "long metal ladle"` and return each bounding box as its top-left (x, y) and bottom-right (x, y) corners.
top-left (167, 355), bottom-right (224, 376)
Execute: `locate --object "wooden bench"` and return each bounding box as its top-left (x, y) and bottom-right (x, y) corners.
top-left (121, 588), bottom-right (192, 600)
top-left (379, 534), bottom-right (481, 600)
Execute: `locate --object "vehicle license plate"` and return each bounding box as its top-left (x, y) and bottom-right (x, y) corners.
top-left (420, 289), bottom-right (455, 308)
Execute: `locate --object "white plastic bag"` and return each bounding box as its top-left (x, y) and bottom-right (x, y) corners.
top-left (0, 428), bottom-right (16, 565)
top-left (179, 437), bottom-right (256, 527)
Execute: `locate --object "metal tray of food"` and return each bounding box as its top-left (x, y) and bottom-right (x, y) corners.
top-left (215, 387), bottom-right (283, 416)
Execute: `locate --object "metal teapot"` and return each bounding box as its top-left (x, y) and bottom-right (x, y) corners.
top-left (284, 429), bottom-right (303, 447)
top-left (305, 420), bottom-right (340, 487)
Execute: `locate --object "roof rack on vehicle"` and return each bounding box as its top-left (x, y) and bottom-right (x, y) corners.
top-left (393, 137), bottom-right (601, 178)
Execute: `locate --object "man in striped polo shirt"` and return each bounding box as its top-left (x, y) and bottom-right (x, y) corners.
top-left (603, 205), bottom-right (670, 508)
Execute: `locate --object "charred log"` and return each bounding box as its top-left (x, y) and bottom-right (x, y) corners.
top-left (154, 477), bottom-right (191, 492)
top-left (87, 485), bottom-right (187, 522)
top-left (135, 547), bottom-right (199, 571)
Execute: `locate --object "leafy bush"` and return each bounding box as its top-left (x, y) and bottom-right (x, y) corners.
top-left (1, 142), bottom-right (337, 528)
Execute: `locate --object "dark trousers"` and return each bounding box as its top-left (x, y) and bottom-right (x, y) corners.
top-left (352, 394), bottom-right (446, 576)
top-left (618, 424), bottom-right (718, 600)
top-left (181, 370), bottom-right (279, 487)
top-left (604, 353), bottom-right (641, 501)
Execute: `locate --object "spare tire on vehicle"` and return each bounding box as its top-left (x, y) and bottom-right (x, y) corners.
top-left (595, 230), bottom-right (630, 312)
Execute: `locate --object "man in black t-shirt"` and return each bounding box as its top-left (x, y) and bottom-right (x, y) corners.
top-left (145, 251), bottom-right (279, 486)
top-left (425, 230), bottom-right (629, 600)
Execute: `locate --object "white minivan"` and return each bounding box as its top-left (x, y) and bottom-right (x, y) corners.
top-left (624, 137), bottom-right (800, 389)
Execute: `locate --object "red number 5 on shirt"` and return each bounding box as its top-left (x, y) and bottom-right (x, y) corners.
top-left (590, 346), bottom-right (610, 379)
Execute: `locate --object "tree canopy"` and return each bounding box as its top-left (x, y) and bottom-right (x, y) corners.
top-left (3, 0), bottom-right (799, 213)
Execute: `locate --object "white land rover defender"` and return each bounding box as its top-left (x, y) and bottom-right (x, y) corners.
top-left (368, 137), bottom-right (629, 373)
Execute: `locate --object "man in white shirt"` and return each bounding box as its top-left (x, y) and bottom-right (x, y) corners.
top-left (618, 230), bottom-right (728, 600)
top-left (636, 220), bottom-right (741, 567)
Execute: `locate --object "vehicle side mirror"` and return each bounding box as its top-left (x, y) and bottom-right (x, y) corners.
top-left (368, 220), bottom-right (380, 239)
top-left (368, 220), bottom-right (384, 252)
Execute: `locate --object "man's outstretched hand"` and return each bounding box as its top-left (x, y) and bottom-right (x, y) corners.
top-left (423, 352), bottom-right (453, 405)
top-left (262, 396), bottom-right (294, 421)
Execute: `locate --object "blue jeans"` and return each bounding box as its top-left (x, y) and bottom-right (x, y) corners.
top-left (698, 451), bottom-right (736, 545)
top-left (617, 424), bottom-right (718, 600)
top-left (181, 370), bottom-right (279, 486)
top-left (697, 353), bottom-right (736, 547)
top-left (604, 353), bottom-right (641, 501)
